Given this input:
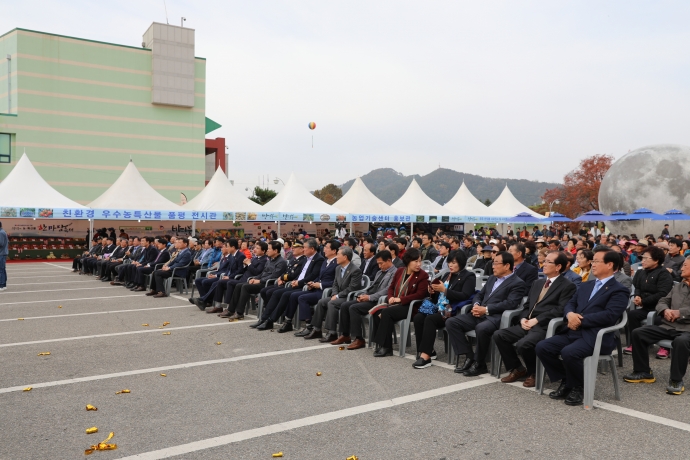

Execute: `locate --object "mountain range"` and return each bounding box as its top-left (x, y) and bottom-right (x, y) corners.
top-left (339, 168), bottom-right (559, 207)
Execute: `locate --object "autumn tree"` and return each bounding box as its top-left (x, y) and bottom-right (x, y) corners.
top-left (249, 186), bottom-right (277, 205)
top-left (313, 183), bottom-right (343, 205)
top-left (541, 154), bottom-right (614, 219)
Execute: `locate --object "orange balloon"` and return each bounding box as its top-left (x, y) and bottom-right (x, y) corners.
top-left (308, 122), bottom-right (316, 130)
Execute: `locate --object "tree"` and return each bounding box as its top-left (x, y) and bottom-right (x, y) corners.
top-left (249, 186), bottom-right (277, 205)
top-left (313, 183), bottom-right (343, 205)
top-left (540, 154), bottom-right (614, 219)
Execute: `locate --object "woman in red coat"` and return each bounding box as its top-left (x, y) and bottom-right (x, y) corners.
top-left (372, 248), bottom-right (430, 357)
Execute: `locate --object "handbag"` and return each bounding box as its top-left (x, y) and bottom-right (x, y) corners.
top-left (417, 298), bottom-right (438, 315)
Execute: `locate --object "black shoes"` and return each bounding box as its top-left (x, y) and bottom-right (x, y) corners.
top-left (454, 357), bottom-right (475, 374)
top-left (256, 320), bottom-right (273, 331)
top-left (249, 320), bottom-right (264, 329)
top-left (277, 322), bottom-right (293, 333)
top-left (564, 386), bottom-right (584, 406)
top-left (549, 381), bottom-right (572, 400)
top-left (463, 361), bottom-right (488, 377)
top-left (373, 347), bottom-right (393, 357)
top-left (294, 326), bottom-right (313, 337)
top-left (413, 357), bottom-right (432, 369)
top-left (623, 370), bottom-right (656, 384)
top-left (188, 297), bottom-right (197, 305)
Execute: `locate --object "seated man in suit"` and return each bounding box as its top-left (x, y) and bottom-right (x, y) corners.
top-left (494, 251), bottom-right (577, 387)
top-left (447, 251), bottom-right (526, 376)
top-left (147, 237), bottom-right (193, 298)
top-left (206, 241), bottom-right (268, 314)
top-left (561, 252), bottom-right (583, 287)
top-left (360, 243), bottom-right (380, 281)
top-left (421, 233), bottom-right (439, 262)
top-left (286, 240), bottom-right (339, 336)
top-left (222, 241), bottom-right (287, 320)
top-left (387, 243), bottom-right (405, 268)
top-left (112, 237), bottom-right (142, 284)
top-left (98, 237), bottom-right (128, 281)
top-left (84, 238), bottom-right (113, 275)
top-left (343, 237), bottom-right (362, 268)
top-left (624, 256), bottom-right (690, 395)
top-left (191, 239), bottom-right (244, 310)
top-left (253, 239), bottom-right (324, 331)
top-left (305, 246), bottom-right (363, 341)
top-left (509, 242), bottom-right (538, 290)
top-left (535, 247), bottom-right (629, 406)
top-left (331, 250), bottom-right (397, 349)
top-left (72, 236), bottom-right (102, 272)
top-left (432, 242), bottom-right (450, 274)
top-left (131, 238), bottom-right (170, 291)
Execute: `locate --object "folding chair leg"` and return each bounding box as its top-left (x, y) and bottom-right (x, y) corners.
top-left (583, 356), bottom-right (597, 410)
top-left (610, 358), bottom-right (621, 401)
top-left (536, 359), bottom-right (545, 395)
top-left (398, 322), bottom-right (407, 357)
top-left (368, 315), bottom-right (375, 348)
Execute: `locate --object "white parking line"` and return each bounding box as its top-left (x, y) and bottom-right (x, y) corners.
top-left (0, 320), bottom-right (245, 348)
top-left (118, 377), bottom-right (496, 460)
top-left (42, 262), bottom-right (72, 270)
top-left (0, 294), bottom-right (141, 306)
top-left (10, 280), bottom-right (96, 286)
top-left (0, 286), bottom-right (117, 295)
top-left (0, 304), bottom-right (193, 322)
top-left (6, 275), bottom-right (85, 279)
top-left (0, 344), bottom-right (332, 394)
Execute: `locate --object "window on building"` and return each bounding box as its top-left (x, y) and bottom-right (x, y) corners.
top-left (0, 133), bottom-right (10, 163)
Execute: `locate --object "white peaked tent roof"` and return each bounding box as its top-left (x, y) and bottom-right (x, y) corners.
top-left (488, 185), bottom-right (544, 218)
top-left (0, 153), bottom-right (87, 208)
top-left (88, 160), bottom-right (181, 210)
top-left (391, 178), bottom-right (447, 215)
top-left (262, 173), bottom-right (346, 214)
top-left (334, 177), bottom-right (405, 215)
top-left (443, 182), bottom-right (492, 216)
top-left (183, 168), bottom-right (263, 212)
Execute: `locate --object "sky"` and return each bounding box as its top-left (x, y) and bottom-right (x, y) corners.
top-left (4, 1), bottom-right (690, 195)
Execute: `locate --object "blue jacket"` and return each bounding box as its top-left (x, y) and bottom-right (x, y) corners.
top-left (166, 248), bottom-right (193, 277)
top-left (315, 257), bottom-right (337, 289)
top-left (213, 253), bottom-right (234, 277)
top-left (208, 247), bottom-right (222, 266)
top-left (296, 253), bottom-right (326, 288)
top-left (0, 228), bottom-right (8, 257)
top-left (561, 277), bottom-right (629, 353)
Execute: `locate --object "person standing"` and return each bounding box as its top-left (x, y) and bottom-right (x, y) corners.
top-left (0, 221), bottom-right (7, 292)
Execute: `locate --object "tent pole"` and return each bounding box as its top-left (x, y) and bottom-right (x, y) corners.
top-left (349, 221), bottom-right (353, 236)
top-left (410, 221), bottom-right (414, 236)
top-left (89, 219), bottom-right (94, 249)
top-left (277, 221), bottom-right (281, 237)
top-left (191, 220), bottom-right (196, 236)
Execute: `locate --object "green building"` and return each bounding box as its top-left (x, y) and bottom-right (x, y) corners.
top-left (0, 24), bottom-right (216, 205)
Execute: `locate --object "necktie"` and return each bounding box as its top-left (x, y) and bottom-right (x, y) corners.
top-left (536, 279), bottom-right (552, 303)
top-left (589, 279), bottom-right (603, 300)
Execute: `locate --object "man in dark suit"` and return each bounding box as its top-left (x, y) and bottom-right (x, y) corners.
top-left (148, 237), bottom-right (193, 298)
top-left (360, 242), bottom-right (380, 281)
top-left (333, 250), bottom-right (397, 349)
top-left (305, 246), bottom-right (363, 341)
top-left (535, 247), bottom-right (629, 406)
top-left (388, 243), bottom-right (405, 268)
top-left (420, 233), bottom-right (439, 262)
top-left (293, 240), bottom-right (340, 337)
top-left (254, 239), bottom-right (325, 332)
top-left (223, 241), bottom-right (288, 320)
top-left (98, 238), bottom-right (128, 281)
top-left (112, 237), bottom-right (143, 284)
top-left (446, 251), bottom-right (527, 376)
top-left (72, 236), bottom-right (102, 272)
top-left (84, 238), bottom-right (114, 275)
top-left (206, 241), bottom-right (268, 314)
top-left (191, 239), bottom-right (244, 310)
top-left (509, 242), bottom-right (538, 290)
top-left (132, 238), bottom-right (170, 291)
top-left (494, 251), bottom-right (577, 387)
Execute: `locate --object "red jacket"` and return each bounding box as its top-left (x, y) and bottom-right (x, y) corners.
top-left (387, 267), bottom-right (430, 314)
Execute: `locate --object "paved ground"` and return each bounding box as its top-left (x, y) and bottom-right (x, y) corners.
top-left (1, 262), bottom-right (689, 459)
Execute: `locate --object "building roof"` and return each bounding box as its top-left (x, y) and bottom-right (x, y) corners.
top-left (183, 168), bottom-right (262, 212)
top-left (88, 160), bottom-right (181, 210)
top-left (0, 153), bottom-right (87, 209)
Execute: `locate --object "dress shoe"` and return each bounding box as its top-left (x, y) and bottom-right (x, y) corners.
top-left (277, 322), bottom-right (293, 333)
top-left (523, 375), bottom-right (536, 388)
top-left (549, 381), bottom-right (572, 400)
top-left (463, 361), bottom-right (488, 377)
top-left (294, 327), bottom-right (313, 337)
top-left (145, 290), bottom-right (157, 296)
top-left (188, 297), bottom-right (197, 305)
top-left (219, 310), bottom-right (233, 318)
top-left (373, 347), bottom-right (393, 357)
top-left (110, 281), bottom-right (121, 285)
top-left (206, 306), bottom-right (224, 314)
top-left (319, 333), bottom-right (338, 343)
top-left (256, 320), bottom-right (273, 330)
top-left (346, 338), bottom-right (366, 350)
top-left (153, 292), bottom-right (167, 298)
top-left (194, 299), bottom-right (209, 311)
top-left (454, 357), bottom-right (475, 374)
top-left (227, 313), bottom-right (244, 321)
top-left (304, 329), bottom-right (323, 340)
top-left (500, 367), bottom-right (528, 383)
top-left (249, 320), bottom-right (264, 328)
top-left (564, 386), bottom-right (584, 406)
top-left (330, 335), bottom-right (352, 345)
top-left (133, 286), bottom-right (146, 292)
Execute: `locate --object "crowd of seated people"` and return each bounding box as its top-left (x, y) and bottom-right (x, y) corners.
top-left (69, 223), bottom-right (690, 402)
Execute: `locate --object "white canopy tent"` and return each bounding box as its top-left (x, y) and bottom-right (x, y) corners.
top-left (88, 160), bottom-right (182, 211)
top-left (488, 185), bottom-right (544, 218)
top-left (443, 182), bottom-right (492, 217)
top-left (0, 153), bottom-right (87, 209)
top-left (183, 168), bottom-right (263, 212)
top-left (335, 177), bottom-right (405, 233)
top-left (391, 178), bottom-right (447, 216)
